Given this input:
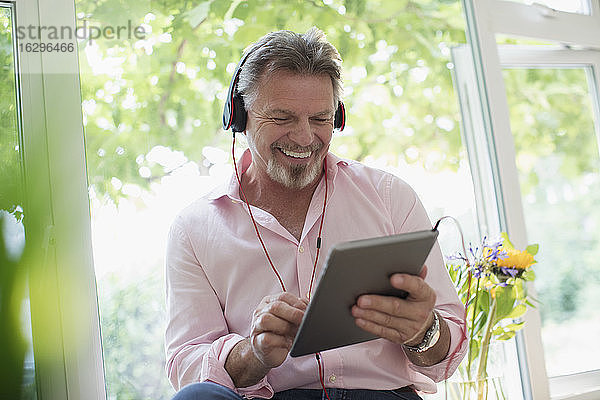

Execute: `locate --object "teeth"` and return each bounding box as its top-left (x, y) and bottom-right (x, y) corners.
top-left (280, 148), bottom-right (311, 158)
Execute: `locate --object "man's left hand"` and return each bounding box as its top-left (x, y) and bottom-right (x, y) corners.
top-left (351, 265), bottom-right (436, 345)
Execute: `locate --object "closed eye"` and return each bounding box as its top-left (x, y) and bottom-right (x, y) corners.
top-left (311, 117), bottom-right (333, 124)
top-left (271, 117), bottom-right (291, 124)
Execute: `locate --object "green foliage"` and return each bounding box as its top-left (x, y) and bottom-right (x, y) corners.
top-left (0, 7), bottom-right (22, 214)
top-left (98, 271), bottom-right (174, 400)
top-left (503, 68), bottom-right (598, 195)
top-left (504, 67), bottom-right (600, 327)
top-left (75, 0), bottom-right (467, 204)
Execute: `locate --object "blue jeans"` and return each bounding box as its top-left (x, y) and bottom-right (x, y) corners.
top-left (172, 382), bottom-right (423, 400)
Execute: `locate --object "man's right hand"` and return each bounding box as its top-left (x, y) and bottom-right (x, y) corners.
top-left (250, 292), bottom-right (307, 369)
top-left (225, 292), bottom-right (307, 388)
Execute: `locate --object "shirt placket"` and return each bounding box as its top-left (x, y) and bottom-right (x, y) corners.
top-left (297, 177), bottom-right (328, 301)
top-left (296, 239), bottom-right (314, 300)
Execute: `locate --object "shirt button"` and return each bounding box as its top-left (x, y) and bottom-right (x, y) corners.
top-left (298, 245), bottom-right (304, 253)
top-left (328, 374), bottom-right (336, 383)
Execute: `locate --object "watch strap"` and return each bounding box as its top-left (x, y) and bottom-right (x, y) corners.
top-left (403, 311), bottom-right (440, 353)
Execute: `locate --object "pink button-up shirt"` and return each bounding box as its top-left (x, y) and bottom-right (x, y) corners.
top-left (165, 150), bottom-right (466, 398)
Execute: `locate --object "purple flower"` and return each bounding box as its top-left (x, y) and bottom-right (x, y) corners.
top-left (500, 267), bottom-right (518, 277)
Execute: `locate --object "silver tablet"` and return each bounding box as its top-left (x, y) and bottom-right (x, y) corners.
top-left (289, 229), bottom-right (439, 357)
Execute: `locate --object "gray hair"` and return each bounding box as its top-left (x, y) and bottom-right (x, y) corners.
top-left (236, 27), bottom-right (343, 110)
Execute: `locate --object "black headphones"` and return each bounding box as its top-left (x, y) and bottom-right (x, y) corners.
top-left (222, 50), bottom-right (346, 133)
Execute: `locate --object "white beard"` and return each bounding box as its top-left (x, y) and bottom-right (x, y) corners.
top-left (246, 134), bottom-right (323, 190)
top-left (266, 154), bottom-right (323, 190)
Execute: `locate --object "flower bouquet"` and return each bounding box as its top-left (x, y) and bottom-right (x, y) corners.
top-left (446, 233), bottom-right (538, 400)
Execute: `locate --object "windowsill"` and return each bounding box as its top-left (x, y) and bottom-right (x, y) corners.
top-left (550, 370), bottom-right (600, 400)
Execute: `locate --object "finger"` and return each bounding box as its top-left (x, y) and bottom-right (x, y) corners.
top-left (355, 292), bottom-right (433, 324)
top-left (354, 318), bottom-right (404, 344)
top-left (252, 312), bottom-right (300, 337)
top-left (355, 293), bottom-right (408, 317)
top-left (419, 264), bottom-right (428, 279)
top-left (262, 300), bottom-right (305, 325)
top-left (267, 292), bottom-right (307, 309)
top-left (351, 305), bottom-right (419, 337)
top-left (389, 273), bottom-right (436, 303)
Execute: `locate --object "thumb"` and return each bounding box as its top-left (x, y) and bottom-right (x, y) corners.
top-left (419, 264), bottom-right (428, 279)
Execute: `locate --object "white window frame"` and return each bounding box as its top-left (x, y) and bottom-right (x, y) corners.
top-left (13, 0), bottom-right (105, 398)
top-left (458, 0), bottom-right (600, 399)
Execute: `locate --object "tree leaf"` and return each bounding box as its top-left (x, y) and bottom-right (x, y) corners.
top-left (184, 0), bottom-right (212, 29)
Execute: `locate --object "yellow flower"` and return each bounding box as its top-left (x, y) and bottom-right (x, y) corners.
top-left (495, 248), bottom-right (536, 270)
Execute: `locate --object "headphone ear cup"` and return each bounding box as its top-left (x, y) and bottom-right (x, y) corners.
top-left (334, 102), bottom-right (345, 131)
top-left (231, 94), bottom-right (247, 133)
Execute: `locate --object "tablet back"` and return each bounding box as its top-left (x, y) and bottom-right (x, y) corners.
top-left (289, 229), bottom-right (439, 357)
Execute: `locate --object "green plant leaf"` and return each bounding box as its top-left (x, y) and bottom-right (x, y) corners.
top-left (526, 244), bottom-right (539, 256)
top-left (500, 232), bottom-right (515, 249)
top-left (504, 322), bottom-right (525, 331)
top-left (506, 304), bottom-right (527, 319)
top-left (525, 299), bottom-right (538, 308)
top-left (495, 331), bottom-right (517, 341)
top-left (495, 286), bottom-right (517, 322)
top-left (522, 269), bottom-right (536, 281)
top-left (468, 339), bottom-right (480, 365)
top-left (478, 290), bottom-right (490, 313)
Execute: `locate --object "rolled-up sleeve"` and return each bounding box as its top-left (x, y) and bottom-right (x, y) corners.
top-left (164, 216), bottom-right (274, 398)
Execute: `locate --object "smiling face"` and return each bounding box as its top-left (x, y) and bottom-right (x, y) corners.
top-left (244, 70), bottom-right (335, 190)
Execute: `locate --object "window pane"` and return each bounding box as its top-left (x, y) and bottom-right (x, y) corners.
top-left (74, 0), bottom-right (473, 398)
top-left (0, 4), bottom-right (37, 399)
top-left (503, 67), bottom-right (600, 378)
top-left (505, 0), bottom-right (591, 14)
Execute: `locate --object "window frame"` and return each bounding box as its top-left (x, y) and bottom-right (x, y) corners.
top-left (459, 0), bottom-right (600, 398)
top-left (12, 0), bottom-right (106, 398)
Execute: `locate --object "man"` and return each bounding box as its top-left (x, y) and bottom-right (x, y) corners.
top-left (165, 27), bottom-right (466, 400)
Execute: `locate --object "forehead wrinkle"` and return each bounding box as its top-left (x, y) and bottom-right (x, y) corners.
top-left (253, 70), bottom-right (335, 113)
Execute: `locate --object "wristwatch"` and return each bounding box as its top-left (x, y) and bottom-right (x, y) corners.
top-left (403, 311), bottom-right (440, 353)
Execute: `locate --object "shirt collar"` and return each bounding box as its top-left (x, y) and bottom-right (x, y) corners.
top-left (206, 149), bottom-right (349, 202)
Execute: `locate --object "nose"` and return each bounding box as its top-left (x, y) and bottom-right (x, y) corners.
top-left (288, 118), bottom-right (314, 147)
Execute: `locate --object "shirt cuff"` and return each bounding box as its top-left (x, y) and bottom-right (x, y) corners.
top-left (200, 334), bottom-right (275, 399)
top-left (407, 311), bottom-right (468, 384)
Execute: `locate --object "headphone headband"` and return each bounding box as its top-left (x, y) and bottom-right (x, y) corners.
top-left (222, 50), bottom-right (253, 131)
